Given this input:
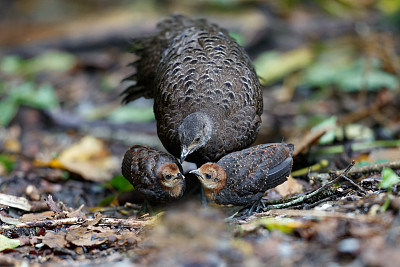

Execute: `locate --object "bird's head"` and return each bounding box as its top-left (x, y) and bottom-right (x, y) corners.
top-left (158, 163), bottom-right (185, 198)
top-left (178, 112), bottom-right (213, 162)
top-left (190, 163), bottom-right (227, 200)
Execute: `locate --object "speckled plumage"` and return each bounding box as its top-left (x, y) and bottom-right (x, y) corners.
top-left (122, 15), bottom-right (263, 165)
top-left (191, 143), bottom-right (293, 206)
top-left (121, 145), bottom-right (185, 203)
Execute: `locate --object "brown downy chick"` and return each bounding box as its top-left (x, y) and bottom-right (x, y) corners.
top-left (122, 15), bottom-right (263, 165)
top-left (190, 143), bottom-right (293, 206)
top-left (121, 145), bottom-right (185, 203)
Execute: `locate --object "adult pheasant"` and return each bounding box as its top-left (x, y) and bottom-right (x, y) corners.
top-left (122, 15), bottom-right (263, 165)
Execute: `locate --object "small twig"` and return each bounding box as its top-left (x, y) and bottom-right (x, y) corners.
top-left (45, 195), bottom-right (61, 213)
top-left (332, 160), bottom-right (400, 178)
top-left (312, 140), bottom-right (400, 157)
top-left (292, 195), bottom-right (339, 210)
top-left (260, 209), bottom-right (387, 224)
top-left (334, 174), bottom-right (367, 194)
top-left (263, 161), bottom-right (356, 210)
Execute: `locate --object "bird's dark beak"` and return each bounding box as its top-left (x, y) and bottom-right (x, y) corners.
top-left (180, 147), bottom-right (189, 163)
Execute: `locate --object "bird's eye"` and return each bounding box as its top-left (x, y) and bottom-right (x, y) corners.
top-left (205, 173), bottom-right (212, 179)
top-left (194, 137), bottom-right (201, 142)
top-left (165, 174), bottom-right (172, 180)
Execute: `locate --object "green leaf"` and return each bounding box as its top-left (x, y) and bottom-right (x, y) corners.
top-left (302, 62), bottom-right (337, 88)
top-left (0, 99), bottom-right (18, 126)
top-left (106, 175), bottom-right (134, 193)
top-left (338, 67), bottom-right (398, 92)
top-left (378, 0), bottom-right (400, 15)
top-left (107, 105), bottom-right (155, 123)
top-left (0, 235), bottom-right (20, 251)
top-left (356, 160), bottom-right (389, 167)
top-left (0, 154), bottom-right (15, 173)
top-left (229, 31), bottom-right (244, 46)
top-left (302, 56), bottom-right (398, 92)
top-left (0, 81), bottom-right (4, 94)
top-left (311, 116), bottom-right (337, 145)
top-left (25, 51), bottom-right (76, 74)
top-left (1, 51), bottom-right (76, 76)
top-left (0, 82), bottom-right (59, 126)
top-left (0, 55), bottom-right (23, 75)
top-left (97, 195), bottom-right (117, 207)
top-left (379, 168), bottom-right (400, 189)
top-left (256, 217), bottom-right (297, 234)
top-left (335, 124), bottom-right (374, 141)
top-left (254, 47), bottom-right (314, 85)
top-left (30, 83), bottom-right (60, 109)
top-left (7, 82), bottom-right (59, 110)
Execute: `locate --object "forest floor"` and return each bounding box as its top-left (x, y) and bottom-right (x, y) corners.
top-left (0, 1), bottom-right (400, 266)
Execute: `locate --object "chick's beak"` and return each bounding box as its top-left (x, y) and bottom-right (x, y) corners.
top-left (189, 169), bottom-right (201, 176)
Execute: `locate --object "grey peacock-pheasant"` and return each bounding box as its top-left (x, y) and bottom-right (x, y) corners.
top-left (122, 15), bottom-right (263, 165)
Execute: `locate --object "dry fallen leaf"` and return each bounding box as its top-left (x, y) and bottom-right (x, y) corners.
top-left (20, 211), bottom-right (56, 222)
top-left (66, 226), bottom-right (109, 247)
top-left (35, 136), bottom-right (119, 182)
top-left (240, 216), bottom-right (309, 234)
top-left (0, 193), bottom-right (32, 211)
top-left (42, 231), bottom-right (68, 249)
top-left (367, 148), bottom-right (400, 162)
top-left (274, 175), bottom-right (303, 198)
top-left (0, 235), bottom-right (20, 251)
top-left (289, 127), bottom-right (333, 157)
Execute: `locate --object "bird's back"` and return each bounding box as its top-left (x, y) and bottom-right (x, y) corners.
top-left (214, 143), bottom-right (293, 205)
top-left (154, 15), bottom-right (263, 163)
top-left (121, 145), bottom-right (182, 202)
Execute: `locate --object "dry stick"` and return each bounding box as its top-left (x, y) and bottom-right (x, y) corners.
top-left (335, 174), bottom-right (367, 194)
top-left (0, 216), bottom-right (158, 232)
top-left (290, 195), bottom-right (339, 210)
top-left (332, 160), bottom-right (400, 178)
top-left (262, 161), bottom-right (356, 210)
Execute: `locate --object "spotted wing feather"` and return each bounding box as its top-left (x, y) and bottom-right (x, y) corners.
top-left (121, 145), bottom-right (183, 203)
top-left (214, 143), bottom-right (293, 205)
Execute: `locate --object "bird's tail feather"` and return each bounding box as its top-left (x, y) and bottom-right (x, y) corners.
top-left (121, 36), bottom-right (159, 103)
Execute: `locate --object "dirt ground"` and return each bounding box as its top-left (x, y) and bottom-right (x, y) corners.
top-left (0, 1), bottom-right (400, 266)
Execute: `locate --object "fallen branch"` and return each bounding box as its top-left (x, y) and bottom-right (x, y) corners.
top-left (0, 215), bottom-right (159, 232)
top-left (259, 209), bottom-right (389, 224)
top-left (262, 161), bottom-right (356, 210)
top-left (332, 160), bottom-right (400, 178)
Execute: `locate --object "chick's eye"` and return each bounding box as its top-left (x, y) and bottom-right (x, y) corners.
top-left (194, 137), bottom-right (201, 142)
top-left (205, 173), bottom-right (212, 179)
top-left (165, 174), bottom-right (172, 180)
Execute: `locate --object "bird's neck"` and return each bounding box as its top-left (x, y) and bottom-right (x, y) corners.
top-left (203, 187), bottom-right (218, 201)
top-left (162, 183), bottom-right (184, 198)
